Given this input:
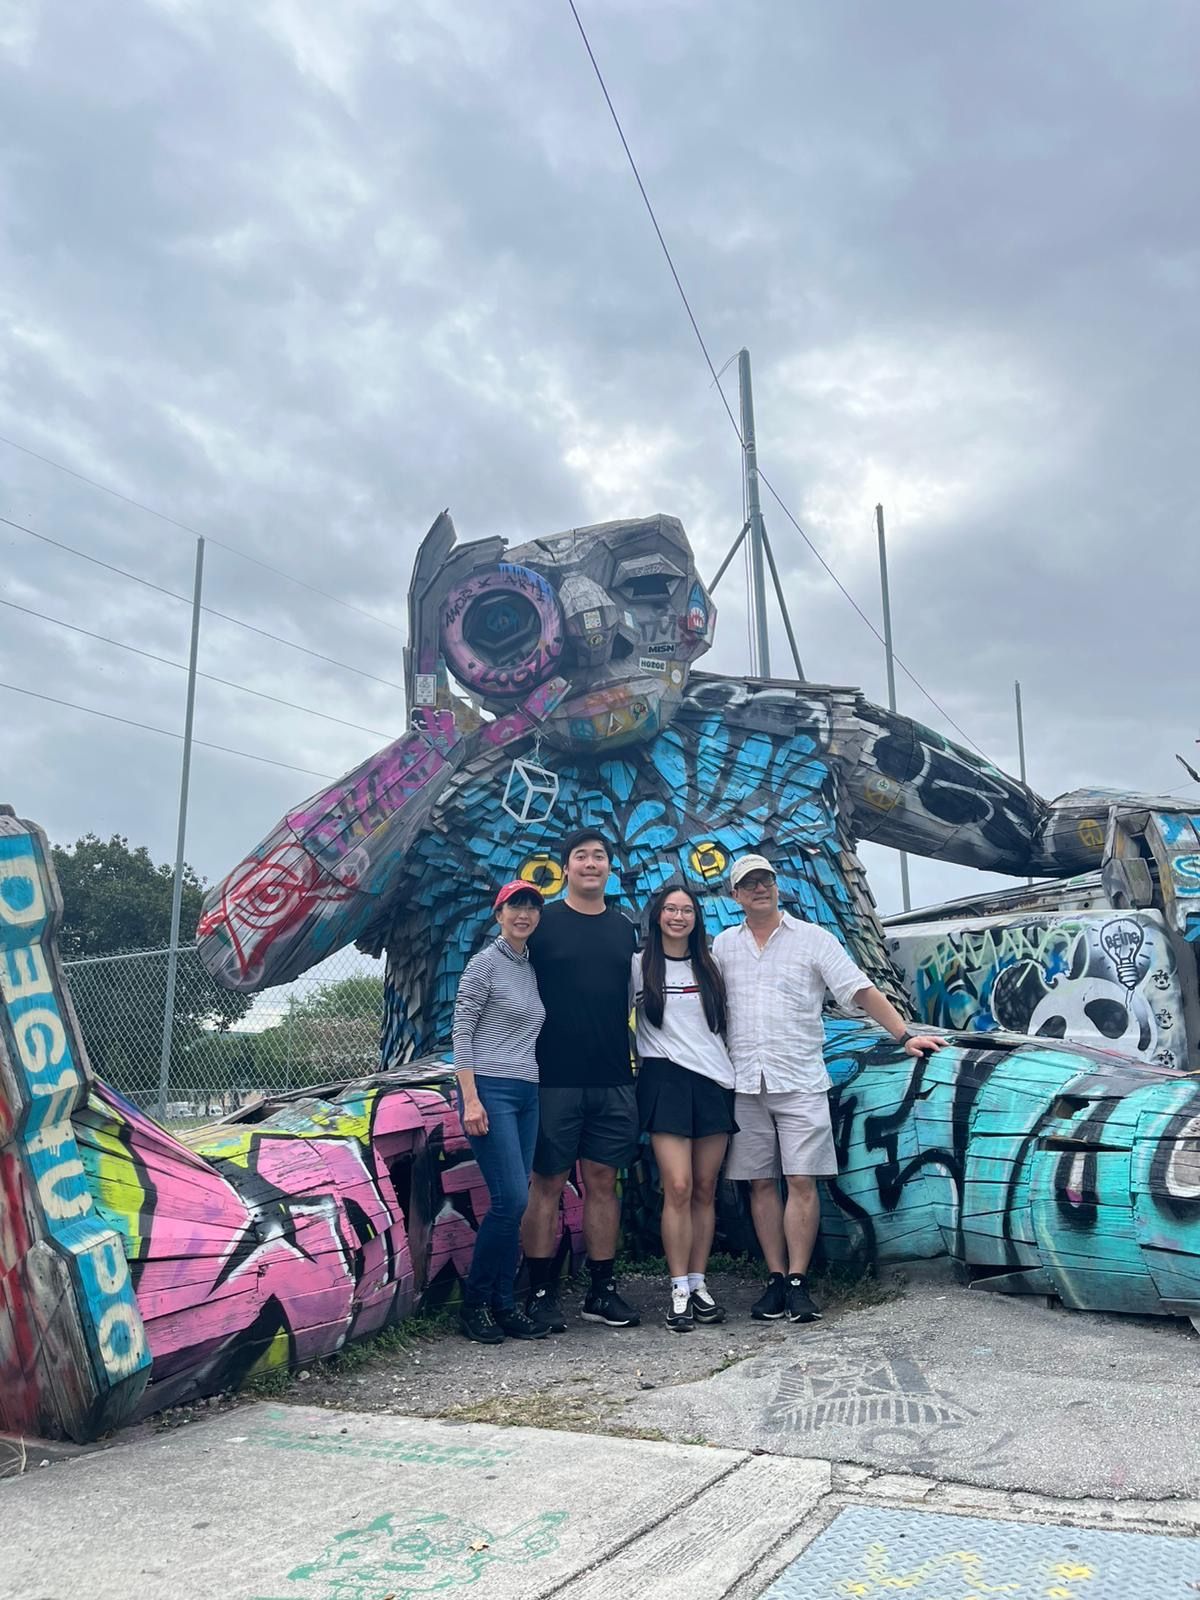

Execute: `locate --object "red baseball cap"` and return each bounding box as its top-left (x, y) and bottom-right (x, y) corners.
top-left (492, 879), bottom-right (545, 911)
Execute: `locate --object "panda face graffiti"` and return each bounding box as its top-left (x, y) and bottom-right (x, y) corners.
top-left (992, 961), bottom-right (1158, 1060)
top-left (432, 514), bottom-right (716, 752)
top-left (1028, 977), bottom-right (1156, 1058)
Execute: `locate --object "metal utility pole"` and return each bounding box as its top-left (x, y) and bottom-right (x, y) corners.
top-left (738, 348), bottom-right (771, 677)
top-left (1014, 679), bottom-right (1028, 787)
top-left (158, 537), bottom-right (205, 1121)
top-left (875, 504), bottom-right (911, 912)
top-left (1015, 679), bottom-right (1032, 886)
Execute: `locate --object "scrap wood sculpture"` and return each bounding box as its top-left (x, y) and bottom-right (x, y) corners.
top-left (5, 511), bottom-right (1200, 1441)
top-left (0, 811), bottom-right (579, 1442)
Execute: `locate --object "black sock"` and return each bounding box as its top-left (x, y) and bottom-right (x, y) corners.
top-left (588, 1257), bottom-right (615, 1288)
top-left (527, 1256), bottom-right (558, 1291)
top-left (767, 1270), bottom-right (785, 1283)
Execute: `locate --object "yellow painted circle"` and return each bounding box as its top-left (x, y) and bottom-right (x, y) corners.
top-left (519, 854), bottom-right (565, 896)
top-left (689, 841), bottom-right (727, 880)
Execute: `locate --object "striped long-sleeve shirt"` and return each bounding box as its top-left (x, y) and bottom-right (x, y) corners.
top-left (451, 935), bottom-right (545, 1083)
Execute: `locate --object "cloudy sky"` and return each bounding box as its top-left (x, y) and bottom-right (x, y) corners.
top-left (2, 0), bottom-right (1197, 952)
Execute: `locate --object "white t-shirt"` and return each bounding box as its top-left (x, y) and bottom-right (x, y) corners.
top-left (631, 952), bottom-right (736, 1089)
top-left (712, 913), bottom-right (871, 1094)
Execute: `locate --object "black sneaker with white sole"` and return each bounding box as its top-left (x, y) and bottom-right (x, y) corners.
top-left (459, 1302), bottom-right (505, 1344)
top-left (750, 1273), bottom-right (787, 1321)
top-left (666, 1287), bottom-right (694, 1332)
top-left (493, 1303), bottom-right (549, 1340)
top-left (581, 1280), bottom-right (641, 1327)
top-left (786, 1274), bottom-right (822, 1323)
top-left (688, 1286), bottom-right (726, 1325)
top-left (524, 1286), bottom-right (567, 1334)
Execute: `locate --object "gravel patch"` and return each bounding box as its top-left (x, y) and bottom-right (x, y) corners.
top-left (224, 1266), bottom-right (903, 1444)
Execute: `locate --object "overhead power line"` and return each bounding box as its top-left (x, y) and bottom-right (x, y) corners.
top-left (1, 513), bottom-right (407, 694)
top-left (0, 680), bottom-right (337, 781)
top-left (0, 430), bottom-right (405, 635)
top-left (564, 0), bottom-right (992, 761)
top-left (0, 596), bottom-right (396, 740)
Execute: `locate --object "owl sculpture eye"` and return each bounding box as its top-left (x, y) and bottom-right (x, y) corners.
top-left (440, 563), bottom-right (565, 697)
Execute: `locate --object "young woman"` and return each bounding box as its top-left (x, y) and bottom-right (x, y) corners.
top-left (633, 882), bottom-right (737, 1331)
top-left (452, 880), bottom-right (548, 1344)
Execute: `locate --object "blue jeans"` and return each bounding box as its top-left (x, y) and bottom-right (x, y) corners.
top-left (458, 1075), bottom-right (539, 1309)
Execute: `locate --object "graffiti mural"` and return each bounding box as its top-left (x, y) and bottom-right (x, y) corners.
top-left (0, 810), bottom-right (583, 1440)
top-left (8, 510), bottom-right (1200, 1439)
top-left (76, 1073), bottom-right (582, 1425)
top-left (0, 808), bottom-right (150, 1441)
top-left (821, 1018), bottom-right (1200, 1322)
top-left (888, 908), bottom-right (1195, 1067)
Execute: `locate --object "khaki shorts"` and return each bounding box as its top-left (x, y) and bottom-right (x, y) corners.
top-left (725, 1088), bottom-right (838, 1180)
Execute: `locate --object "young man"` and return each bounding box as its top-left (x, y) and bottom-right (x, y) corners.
top-left (520, 829), bottom-right (642, 1332)
top-left (713, 853), bottom-right (942, 1324)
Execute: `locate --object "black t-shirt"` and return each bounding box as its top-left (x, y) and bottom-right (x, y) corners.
top-left (529, 900), bottom-right (638, 1087)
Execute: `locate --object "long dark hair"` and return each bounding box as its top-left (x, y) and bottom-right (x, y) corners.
top-left (640, 882), bottom-right (727, 1035)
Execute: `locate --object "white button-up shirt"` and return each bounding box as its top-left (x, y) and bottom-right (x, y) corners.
top-left (713, 913), bottom-right (871, 1094)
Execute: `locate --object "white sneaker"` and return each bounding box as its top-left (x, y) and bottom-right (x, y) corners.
top-left (666, 1286), bottom-right (694, 1332)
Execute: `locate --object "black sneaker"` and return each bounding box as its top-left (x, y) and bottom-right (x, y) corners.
top-left (666, 1287), bottom-right (694, 1332)
top-left (786, 1274), bottom-right (822, 1323)
top-left (459, 1302), bottom-right (505, 1344)
top-left (750, 1273), bottom-right (788, 1321)
top-left (525, 1285), bottom-right (567, 1335)
top-left (493, 1304), bottom-right (549, 1340)
top-left (581, 1280), bottom-right (641, 1327)
top-left (688, 1285), bottom-right (726, 1325)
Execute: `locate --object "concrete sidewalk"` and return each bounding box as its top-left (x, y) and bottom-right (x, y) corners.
top-left (630, 1263), bottom-right (1200, 1499)
top-left (5, 1398), bottom-right (1200, 1600)
top-left (7, 1267), bottom-right (1200, 1598)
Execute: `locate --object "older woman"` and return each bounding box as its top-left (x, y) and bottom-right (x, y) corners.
top-left (452, 880), bottom-right (548, 1344)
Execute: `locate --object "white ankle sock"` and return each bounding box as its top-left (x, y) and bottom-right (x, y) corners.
top-left (671, 1275), bottom-right (690, 1298)
top-left (687, 1273), bottom-right (706, 1294)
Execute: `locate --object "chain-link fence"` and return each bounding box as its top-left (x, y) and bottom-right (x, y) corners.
top-left (63, 944), bottom-right (388, 1123)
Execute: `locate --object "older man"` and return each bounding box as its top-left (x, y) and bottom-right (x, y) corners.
top-left (713, 854), bottom-right (942, 1323)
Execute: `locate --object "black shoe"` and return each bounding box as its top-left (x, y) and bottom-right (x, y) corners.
top-left (786, 1274), bottom-right (822, 1323)
top-left (525, 1285), bottom-right (567, 1335)
top-left (582, 1280), bottom-right (641, 1327)
top-left (750, 1273), bottom-right (788, 1321)
top-left (493, 1304), bottom-right (549, 1340)
top-left (689, 1286), bottom-right (726, 1325)
top-left (666, 1287), bottom-right (694, 1332)
top-left (459, 1302), bottom-right (505, 1344)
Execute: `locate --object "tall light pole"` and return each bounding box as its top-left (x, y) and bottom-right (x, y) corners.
top-left (876, 504), bottom-right (911, 912)
top-left (1015, 679), bottom-right (1032, 887)
top-left (738, 348), bottom-right (771, 677)
top-left (158, 536), bottom-right (204, 1120)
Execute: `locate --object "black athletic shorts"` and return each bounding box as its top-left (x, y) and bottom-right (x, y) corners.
top-left (635, 1056), bottom-right (738, 1140)
top-left (533, 1083), bottom-right (639, 1175)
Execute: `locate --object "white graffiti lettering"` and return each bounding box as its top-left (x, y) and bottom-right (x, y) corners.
top-left (0, 943), bottom-right (51, 1002)
top-left (95, 1237), bottom-right (131, 1296)
top-left (97, 1303), bottom-right (148, 1379)
top-left (0, 859), bottom-right (45, 926)
top-left (35, 1153), bottom-right (91, 1221)
top-left (15, 1005), bottom-right (66, 1074)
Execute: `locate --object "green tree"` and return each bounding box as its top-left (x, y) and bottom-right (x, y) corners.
top-left (52, 833), bottom-right (251, 1104)
top-left (289, 974), bottom-right (385, 1020)
top-left (251, 974), bottom-right (384, 1091)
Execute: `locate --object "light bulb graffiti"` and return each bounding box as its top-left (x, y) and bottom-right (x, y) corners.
top-left (1100, 917), bottom-right (1147, 991)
